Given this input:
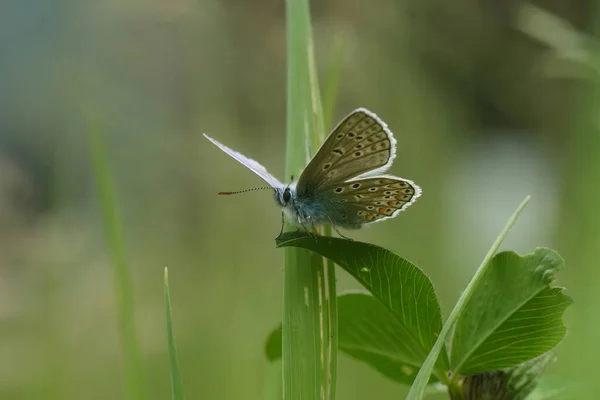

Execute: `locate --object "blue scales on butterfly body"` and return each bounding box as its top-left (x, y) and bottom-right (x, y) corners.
top-left (204, 108), bottom-right (421, 236)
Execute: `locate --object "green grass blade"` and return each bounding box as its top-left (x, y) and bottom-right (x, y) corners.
top-left (283, 0), bottom-right (335, 398)
top-left (87, 117), bottom-right (145, 400)
top-left (164, 268), bottom-right (185, 400)
top-left (322, 34), bottom-right (347, 129)
top-left (323, 255), bottom-right (337, 400)
top-left (406, 195), bottom-right (531, 400)
top-left (306, 7), bottom-right (338, 400)
top-left (282, 249), bottom-right (326, 399)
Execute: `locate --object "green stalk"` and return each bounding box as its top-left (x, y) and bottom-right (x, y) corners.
top-left (88, 118), bottom-right (145, 400)
top-left (308, 23), bottom-right (338, 400)
top-left (164, 268), bottom-right (185, 400)
top-left (282, 0), bottom-right (336, 398)
top-left (406, 195), bottom-right (531, 399)
top-left (557, 8), bottom-right (600, 391)
top-left (322, 35), bottom-right (347, 129)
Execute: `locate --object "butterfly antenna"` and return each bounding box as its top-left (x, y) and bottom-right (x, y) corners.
top-left (283, 175), bottom-right (294, 191)
top-left (218, 186), bottom-right (273, 195)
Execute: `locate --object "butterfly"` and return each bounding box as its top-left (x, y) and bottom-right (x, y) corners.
top-left (203, 108), bottom-right (421, 238)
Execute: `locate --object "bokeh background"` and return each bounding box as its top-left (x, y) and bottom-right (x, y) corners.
top-left (1, 0), bottom-right (598, 399)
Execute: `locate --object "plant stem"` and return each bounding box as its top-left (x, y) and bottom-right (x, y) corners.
top-left (88, 119), bottom-right (145, 400)
top-left (282, 0), bottom-right (334, 398)
top-left (164, 268), bottom-right (185, 400)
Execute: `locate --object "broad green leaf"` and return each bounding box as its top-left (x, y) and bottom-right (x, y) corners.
top-left (337, 292), bottom-right (439, 385)
top-left (276, 231), bottom-right (448, 376)
top-left (451, 248), bottom-right (573, 375)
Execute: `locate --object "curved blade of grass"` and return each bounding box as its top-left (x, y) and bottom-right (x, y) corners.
top-left (164, 268), bottom-right (184, 400)
top-left (276, 231), bottom-right (448, 379)
top-left (88, 117), bottom-right (145, 400)
top-left (406, 195), bottom-right (531, 400)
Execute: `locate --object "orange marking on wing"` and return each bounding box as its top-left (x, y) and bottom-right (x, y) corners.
top-left (388, 200), bottom-right (398, 207)
top-left (365, 214), bottom-right (374, 221)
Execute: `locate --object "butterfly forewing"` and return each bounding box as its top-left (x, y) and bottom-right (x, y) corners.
top-left (323, 176), bottom-right (421, 227)
top-left (296, 108), bottom-right (396, 193)
top-left (203, 134), bottom-right (284, 189)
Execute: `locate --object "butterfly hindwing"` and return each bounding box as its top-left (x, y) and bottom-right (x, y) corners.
top-left (319, 176), bottom-right (421, 227)
top-left (296, 108), bottom-right (396, 194)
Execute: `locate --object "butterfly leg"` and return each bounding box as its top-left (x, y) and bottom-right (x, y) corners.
top-left (329, 221), bottom-right (352, 241)
top-left (309, 218), bottom-right (319, 241)
top-left (298, 220), bottom-right (312, 236)
top-left (293, 206), bottom-right (315, 238)
top-left (297, 218), bottom-right (316, 239)
top-left (275, 210), bottom-right (285, 240)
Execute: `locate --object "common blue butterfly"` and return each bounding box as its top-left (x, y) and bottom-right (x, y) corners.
top-left (204, 108), bottom-right (421, 237)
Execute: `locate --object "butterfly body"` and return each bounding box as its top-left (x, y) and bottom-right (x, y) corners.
top-left (276, 182), bottom-right (345, 229)
top-left (205, 108), bottom-right (421, 234)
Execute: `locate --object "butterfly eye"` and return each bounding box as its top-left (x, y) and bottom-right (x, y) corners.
top-left (283, 189), bottom-right (291, 203)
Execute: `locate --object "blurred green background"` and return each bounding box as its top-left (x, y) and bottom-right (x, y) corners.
top-left (1, 0), bottom-right (598, 399)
